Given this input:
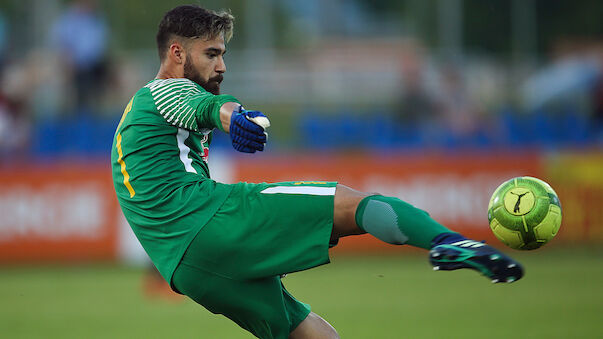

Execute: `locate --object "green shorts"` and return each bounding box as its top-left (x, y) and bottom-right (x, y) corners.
top-left (172, 181), bottom-right (337, 339)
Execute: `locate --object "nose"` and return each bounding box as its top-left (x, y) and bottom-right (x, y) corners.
top-left (216, 55), bottom-right (226, 73)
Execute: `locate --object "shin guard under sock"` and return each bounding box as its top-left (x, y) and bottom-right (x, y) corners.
top-left (355, 195), bottom-right (455, 249)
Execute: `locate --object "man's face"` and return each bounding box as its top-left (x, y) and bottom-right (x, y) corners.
top-left (183, 35), bottom-right (226, 94)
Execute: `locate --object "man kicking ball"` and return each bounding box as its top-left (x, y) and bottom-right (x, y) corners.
top-left (111, 5), bottom-right (523, 339)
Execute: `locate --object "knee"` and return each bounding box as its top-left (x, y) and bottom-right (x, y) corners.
top-left (289, 312), bottom-right (339, 339)
top-left (334, 185), bottom-right (381, 213)
top-left (333, 185), bottom-right (382, 238)
top-left (326, 329), bottom-right (340, 339)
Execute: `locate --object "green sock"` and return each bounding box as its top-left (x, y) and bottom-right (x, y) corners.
top-left (355, 195), bottom-right (452, 249)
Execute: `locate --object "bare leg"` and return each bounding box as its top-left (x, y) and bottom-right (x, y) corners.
top-left (289, 312), bottom-right (339, 339)
top-left (331, 184), bottom-right (374, 241)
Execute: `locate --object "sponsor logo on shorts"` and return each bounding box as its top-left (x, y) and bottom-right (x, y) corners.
top-left (293, 181), bottom-right (327, 185)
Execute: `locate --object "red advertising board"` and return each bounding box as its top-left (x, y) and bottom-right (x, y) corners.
top-left (0, 151), bottom-right (600, 263)
top-left (0, 163), bottom-right (119, 263)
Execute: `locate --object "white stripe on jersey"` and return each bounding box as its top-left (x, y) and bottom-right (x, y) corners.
top-left (146, 78), bottom-right (206, 131)
top-left (171, 90), bottom-right (197, 123)
top-left (155, 84), bottom-right (192, 105)
top-left (147, 79), bottom-right (168, 90)
top-left (182, 106), bottom-right (197, 127)
top-left (260, 186), bottom-right (336, 196)
top-left (176, 128), bottom-right (197, 174)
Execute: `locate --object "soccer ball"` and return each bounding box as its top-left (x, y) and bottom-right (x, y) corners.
top-left (488, 176), bottom-right (562, 250)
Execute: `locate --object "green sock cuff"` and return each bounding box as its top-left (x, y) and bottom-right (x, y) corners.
top-left (355, 194), bottom-right (380, 232)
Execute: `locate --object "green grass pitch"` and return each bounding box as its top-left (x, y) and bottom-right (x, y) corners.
top-left (1, 247), bottom-right (602, 338)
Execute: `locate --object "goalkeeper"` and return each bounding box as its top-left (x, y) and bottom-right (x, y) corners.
top-left (111, 5), bottom-right (524, 339)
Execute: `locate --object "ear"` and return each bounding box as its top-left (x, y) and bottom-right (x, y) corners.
top-left (168, 42), bottom-right (186, 65)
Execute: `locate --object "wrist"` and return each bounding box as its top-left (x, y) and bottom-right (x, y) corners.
top-left (220, 102), bottom-right (242, 132)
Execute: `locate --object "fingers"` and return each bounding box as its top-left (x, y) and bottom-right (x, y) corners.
top-left (231, 134), bottom-right (265, 150)
top-left (231, 125), bottom-right (266, 143)
top-left (232, 140), bottom-right (264, 153)
top-left (233, 114), bottom-right (265, 134)
top-left (233, 124), bottom-right (267, 142)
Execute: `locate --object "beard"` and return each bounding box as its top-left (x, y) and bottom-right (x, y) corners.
top-left (184, 57), bottom-right (223, 95)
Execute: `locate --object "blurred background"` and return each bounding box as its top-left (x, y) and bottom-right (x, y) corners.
top-left (0, 0), bottom-right (601, 338)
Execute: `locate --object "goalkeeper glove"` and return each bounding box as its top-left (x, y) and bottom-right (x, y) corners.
top-left (230, 106), bottom-right (270, 153)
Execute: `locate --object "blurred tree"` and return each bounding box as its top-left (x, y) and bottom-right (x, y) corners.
top-left (365, 0), bottom-right (602, 59)
top-left (104, 0), bottom-right (245, 50)
top-left (463, 0), bottom-right (512, 57)
top-left (2, 0), bottom-right (601, 59)
top-left (535, 0), bottom-right (603, 55)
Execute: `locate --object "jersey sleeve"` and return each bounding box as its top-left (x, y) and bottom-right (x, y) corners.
top-left (146, 78), bottom-right (240, 132)
top-left (193, 92), bottom-right (240, 132)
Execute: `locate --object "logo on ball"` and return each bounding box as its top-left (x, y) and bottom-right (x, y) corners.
top-left (503, 188), bottom-right (535, 216)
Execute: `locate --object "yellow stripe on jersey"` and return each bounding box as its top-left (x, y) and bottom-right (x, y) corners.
top-left (116, 133), bottom-right (135, 198)
top-left (117, 97), bottom-right (134, 131)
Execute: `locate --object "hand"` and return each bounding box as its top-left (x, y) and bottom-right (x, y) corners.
top-left (230, 106), bottom-right (270, 153)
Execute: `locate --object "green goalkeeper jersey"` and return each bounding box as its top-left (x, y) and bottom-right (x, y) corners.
top-left (111, 78), bottom-right (240, 284)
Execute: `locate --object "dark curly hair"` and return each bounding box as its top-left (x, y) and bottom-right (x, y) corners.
top-left (156, 5), bottom-right (234, 61)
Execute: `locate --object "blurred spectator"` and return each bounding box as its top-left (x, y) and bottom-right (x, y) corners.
top-left (395, 45), bottom-right (439, 132)
top-left (520, 40), bottom-right (603, 144)
top-left (436, 65), bottom-right (479, 139)
top-left (0, 12), bottom-right (29, 161)
top-left (395, 46), bottom-right (479, 146)
top-left (522, 40), bottom-right (602, 111)
top-left (0, 91), bottom-right (28, 160)
top-left (50, 0), bottom-right (110, 115)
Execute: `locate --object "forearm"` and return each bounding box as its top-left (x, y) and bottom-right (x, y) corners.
top-left (219, 102), bottom-right (241, 133)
